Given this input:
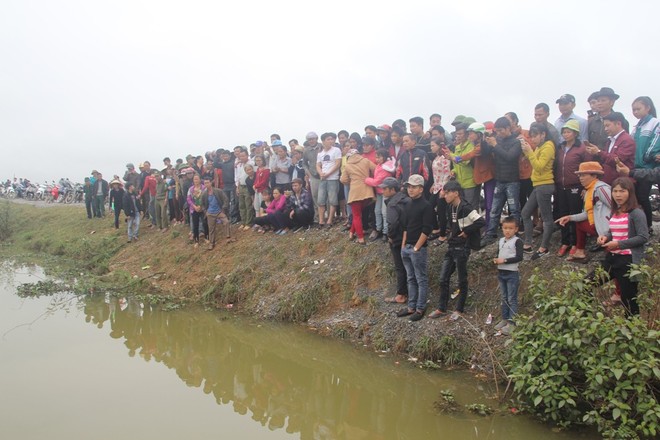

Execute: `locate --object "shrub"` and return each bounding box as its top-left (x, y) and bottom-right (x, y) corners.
top-left (507, 268), bottom-right (660, 439)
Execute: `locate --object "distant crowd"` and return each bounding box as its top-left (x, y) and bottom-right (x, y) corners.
top-left (80, 87), bottom-right (658, 331)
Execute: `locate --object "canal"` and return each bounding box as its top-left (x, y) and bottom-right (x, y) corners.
top-left (0, 263), bottom-right (596, 439)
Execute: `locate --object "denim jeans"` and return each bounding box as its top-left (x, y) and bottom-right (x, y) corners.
top-left (401, 244), bottom-right (428, 312)
top-left (222, 187), bottom-right (239, 223)
top-left (438, 246), bottom-right (471, 313)
top-left (485, 181), bottom-right (520, 237)
top-left (127, 214), bottom-right (140, 240)
top-left (374, 194), bottom-right (388, 235)
top-left (498, 270), bottom-right (519, 321)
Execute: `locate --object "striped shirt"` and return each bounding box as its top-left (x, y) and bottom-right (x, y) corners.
top-left (609, 213), bottom-right (632, 255)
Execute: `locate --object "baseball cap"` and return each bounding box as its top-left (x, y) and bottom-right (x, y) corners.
top-left (556, 94), bottom-right (576, 104)
top-left (378, 177), bottom-right (400, 189)
top-left (405, 174), bottom-right (425, 187)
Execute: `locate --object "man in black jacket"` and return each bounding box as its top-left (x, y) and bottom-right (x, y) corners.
top-left (481, 117), bottom-right (522, 246)
top-left (122, 183), bottom-right (141, 243)
top-left (397, 175), bottom-right (434, 322)
top-left (429, 181), bottom-right (485, 320)
top-left (381, 177), bottom-right (410, 304)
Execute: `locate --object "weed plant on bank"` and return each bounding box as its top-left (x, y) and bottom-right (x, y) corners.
top-left (506, 267), bottom-right (660, 439)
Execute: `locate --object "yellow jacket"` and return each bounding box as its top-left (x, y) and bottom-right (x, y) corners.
top-left (524, 140), bottom-right (555, 187)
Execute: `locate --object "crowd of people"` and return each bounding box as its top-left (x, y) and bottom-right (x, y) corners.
top-left (82, 87), bottom-right (659, 331)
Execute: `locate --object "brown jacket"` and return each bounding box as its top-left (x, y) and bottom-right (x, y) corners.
top-left (340, 154), bottom-right (376, 204)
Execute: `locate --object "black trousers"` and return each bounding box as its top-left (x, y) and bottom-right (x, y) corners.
top-left (555, 186), bottom-right (583, 246)
top-left (389, 242), bottom-right (408, 296)
top-left (588, 253), bottom-right (639, 316)
top-left (635, 180), bottom-right (653, 227)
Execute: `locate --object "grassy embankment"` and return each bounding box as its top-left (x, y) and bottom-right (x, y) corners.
top-left (1, 200), bottom-right (657, 375)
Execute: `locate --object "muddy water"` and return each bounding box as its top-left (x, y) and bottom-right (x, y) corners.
top-left (0, 265), bottom-right (596, 440)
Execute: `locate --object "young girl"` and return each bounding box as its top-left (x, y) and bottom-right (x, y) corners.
top-left (590, 177), bottom-right (648, 316)
top-left (253, 188), bottom-right (273, 232)
top-left (520, 123), bottom-right (555, 259)
top-left (631, 96), bottom-right (660, 230)
top-left (429, 136), bottom-right (452, 243)
top-left (364, 149), bottom-right (395, 241)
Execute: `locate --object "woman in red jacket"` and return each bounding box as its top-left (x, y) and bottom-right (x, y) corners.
top-left (252, 155), bottom-right (270, 215)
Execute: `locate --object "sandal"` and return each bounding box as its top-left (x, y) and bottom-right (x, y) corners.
top-left (385, 294), bottom-right (407, 304)
top-left (566, 255), bottom-right (588, 263)
top-left (557, 245), bottom-right (571, 257)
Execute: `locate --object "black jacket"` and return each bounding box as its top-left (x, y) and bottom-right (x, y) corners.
top-left (109, 188), bottom-right (125, 211)
top-left (123, 192), bottom-right (141, 217)
top-left (446, 199), bottom-right (485, 250)
top-left (492, 135), bottom-right (521, 183)
top-left (385, 191), bottom-right (411, 245)
top-left (92, 179), bottom-right (109, 198)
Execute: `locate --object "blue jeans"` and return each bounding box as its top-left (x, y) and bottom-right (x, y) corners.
top-left (438, 246), bottom-right (470, 313)
top-left (401, 244), bottom-right (428, 312)
top-left (127, 214), bottom-right (140, 240)
top-left (498, 270), bottom-right (519, 321)
top-left (374, 194), bottom-right (388, 234)
top-left (485, 181), bottom-right (520, 237)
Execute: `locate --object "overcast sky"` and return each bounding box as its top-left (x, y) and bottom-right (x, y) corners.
top-left (2, 0), bottom-right (658, 183)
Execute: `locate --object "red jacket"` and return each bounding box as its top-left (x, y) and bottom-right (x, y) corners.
top-left (555, 142), bottom-right (589, 189)
top-left (253, 167), bottom-right (270, 192)
top-left (593, 131), bottom-right (635, 185)
top-left (139, 175), bottom-right (156, 197)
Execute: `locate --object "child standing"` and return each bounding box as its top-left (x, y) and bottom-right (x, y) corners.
top-left (590, 177), bottom-right (649, 316)
top-left (364, 149), bottom-right (395, 241)
top-left (492, 217), bottom-right (523, 335)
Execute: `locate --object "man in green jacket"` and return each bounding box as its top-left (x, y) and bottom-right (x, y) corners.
top-left (154, 170), bottom-right (169, 232)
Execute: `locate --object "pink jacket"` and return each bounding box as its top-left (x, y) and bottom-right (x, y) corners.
top-left (364, 158), bottom-right (395, 194)
top-left (266, 195), bottom-right (286, 214)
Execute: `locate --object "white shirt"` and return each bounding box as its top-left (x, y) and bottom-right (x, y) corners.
top-left (316, 147), bottom-right (342, 180)
top-left (607, 130), bottom-right (624, 153)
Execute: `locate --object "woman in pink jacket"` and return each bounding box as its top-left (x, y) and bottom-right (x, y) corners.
top-left (364, 149), bottom-right (395, 241)
top-left (253, 187), bottom-right (289, 235)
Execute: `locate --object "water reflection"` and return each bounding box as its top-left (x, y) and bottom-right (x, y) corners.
top-left (76, 293), bottom-right (595, 440)
top-left (1, 262), bottom-right (595, 440)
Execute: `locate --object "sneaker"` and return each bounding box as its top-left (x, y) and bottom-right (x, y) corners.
top-left (494, 319), bottom-right (508, 330)
top-left (409, 311), bottom-right (424, 322)
top-left (292, 226), bottom-right (303, 233)
top-left (450, 311), bottom-right (462, 321)
top-left (531, 249), bottom-right (549, 260)
top-left (368, 230), bottom-right (379, 241)
top-left (396, 308), bottom-right (414, 317)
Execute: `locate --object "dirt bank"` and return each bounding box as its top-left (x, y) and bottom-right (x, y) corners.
top-left (4, 200), bottom-right (658, 377)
